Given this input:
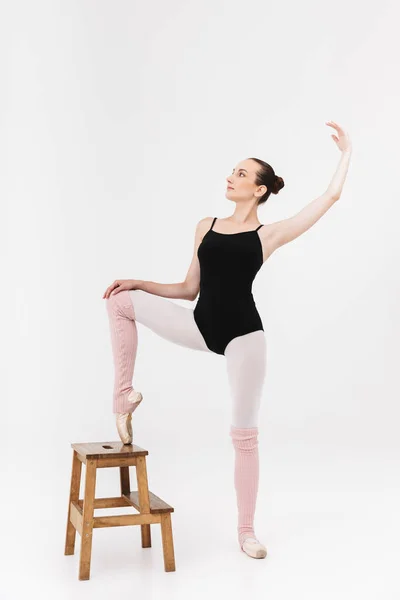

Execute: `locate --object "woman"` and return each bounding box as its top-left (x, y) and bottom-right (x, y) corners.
top-left (103, 120), bottom-right (352, 559)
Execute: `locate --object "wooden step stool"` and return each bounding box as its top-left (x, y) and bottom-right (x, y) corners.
top-left (64, 441), bottom-right (175, 580)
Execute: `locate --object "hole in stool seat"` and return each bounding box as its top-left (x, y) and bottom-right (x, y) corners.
top-left (102, 445), bottom-right (113, 449)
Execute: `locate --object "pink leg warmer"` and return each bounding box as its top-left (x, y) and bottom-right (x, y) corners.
top-left (229, 425), bottom-right (260, 550)
top-left (105, 291), bottom-right (138, 414)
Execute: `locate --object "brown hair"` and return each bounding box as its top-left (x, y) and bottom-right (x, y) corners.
top-left (248, 157), bottom-right (285, 205)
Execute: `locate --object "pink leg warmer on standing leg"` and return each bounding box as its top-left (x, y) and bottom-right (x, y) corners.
top-left (106, 290), bottom-right (138, 414)
top-left (229, 425), bottom-right (260, 550)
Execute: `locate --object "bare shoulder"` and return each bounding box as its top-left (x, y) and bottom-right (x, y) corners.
top-left (198, 216), bottom-right (214, 229)
top-left (196, 216), bottom-right (214, 240)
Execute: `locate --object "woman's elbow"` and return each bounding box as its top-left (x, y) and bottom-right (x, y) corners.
top-left (184, 281), bottom-right (199, 301)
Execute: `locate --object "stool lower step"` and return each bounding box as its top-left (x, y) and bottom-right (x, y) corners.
top-left (123, 490), bottom-right (174, 514)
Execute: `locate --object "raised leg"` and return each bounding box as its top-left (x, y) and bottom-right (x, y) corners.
top-left (64, 450), bottom-right (82, 555)
top-left (79, 460), bottom-right (97, 580)
top-left (106, 292), bottom-right (139, 414)
top-left (105, 289), bottom-right (210, 414)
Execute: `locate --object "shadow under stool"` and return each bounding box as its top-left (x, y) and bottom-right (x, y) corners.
top-left (64, 441), bottom-right (175, 580)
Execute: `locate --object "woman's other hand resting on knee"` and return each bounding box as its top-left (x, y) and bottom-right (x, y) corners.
top-left (103, 279), bottom-right (143, 299)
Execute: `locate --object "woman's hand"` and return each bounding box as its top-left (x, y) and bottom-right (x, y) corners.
top-left (326, 120), bottom-right (352, 153)
top-left (103, 279), bottom-right (142, 299)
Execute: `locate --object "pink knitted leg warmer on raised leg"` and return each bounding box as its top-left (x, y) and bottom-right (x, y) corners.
top-left (105, 290), bottom-right (138, 414)
top-left (229, 425), bottom-right (260, 550)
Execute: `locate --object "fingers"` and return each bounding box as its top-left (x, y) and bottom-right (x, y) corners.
top-left (110, 285), bottom-right (124, 296)
top-left (103, 281), bottom-right (121, 299)
top-left (326, 120), bottom-right (345, 134)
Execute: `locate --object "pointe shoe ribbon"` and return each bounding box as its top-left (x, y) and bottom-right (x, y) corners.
top-left (242, 538), bottom-right (267, 559)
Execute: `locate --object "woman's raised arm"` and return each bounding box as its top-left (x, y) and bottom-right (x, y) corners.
top-left (269, 121), bottom-right (352, 251)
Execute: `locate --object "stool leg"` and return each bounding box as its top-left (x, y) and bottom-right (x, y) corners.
top-left (65, 450), bottom-right (82, 555)
top-left (135, 456), bottom-right (152, 548)
top-left (79, 459), bottom-right (97, 581)
top-left (141, 523), bottom-right (151, 549)
top-left (119, 466), bottom-right (130, 496)
top-left (160, 513), bottom-right (176, 572)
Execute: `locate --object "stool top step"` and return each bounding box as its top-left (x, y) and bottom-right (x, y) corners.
top-left (71, 441), bottom-right (148, 459)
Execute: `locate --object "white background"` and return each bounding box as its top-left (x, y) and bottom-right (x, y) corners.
top-left (3, 0), bottom-right (399, 598)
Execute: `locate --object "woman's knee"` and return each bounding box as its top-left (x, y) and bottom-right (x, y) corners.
top-left (106, 290), bottom-right (135, 320)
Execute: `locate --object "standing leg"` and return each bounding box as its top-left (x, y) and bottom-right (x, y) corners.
top-left (224, 331), bottom-right (267, 555)
top-left (105, 289), bottom-right (210, 414)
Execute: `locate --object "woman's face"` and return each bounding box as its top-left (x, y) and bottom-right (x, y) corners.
top-left (225, 159), bottom-right (265, 201)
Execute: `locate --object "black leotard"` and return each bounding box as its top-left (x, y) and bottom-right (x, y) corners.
top-left (193, 217), bottom-right (265, 355)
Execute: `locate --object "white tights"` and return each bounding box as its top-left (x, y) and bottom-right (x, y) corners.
top-left (126, 289), bottom-right (267, 428)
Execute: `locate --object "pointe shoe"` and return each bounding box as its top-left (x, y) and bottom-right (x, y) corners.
top-left (116, 389), bottom-right (144, 445)
top-left (116, 412), bottom-right (133, 445)
top-left (242, 538), bottom-right (267, 559)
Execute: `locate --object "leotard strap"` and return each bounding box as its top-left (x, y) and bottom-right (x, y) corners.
top-left (210, 217), bottom-right (217, 231)
top-left (255, 224), bottom-right (264, 231)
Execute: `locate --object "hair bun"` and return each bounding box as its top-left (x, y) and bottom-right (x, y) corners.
top-left (272, 175), bottom-right (285, 194)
